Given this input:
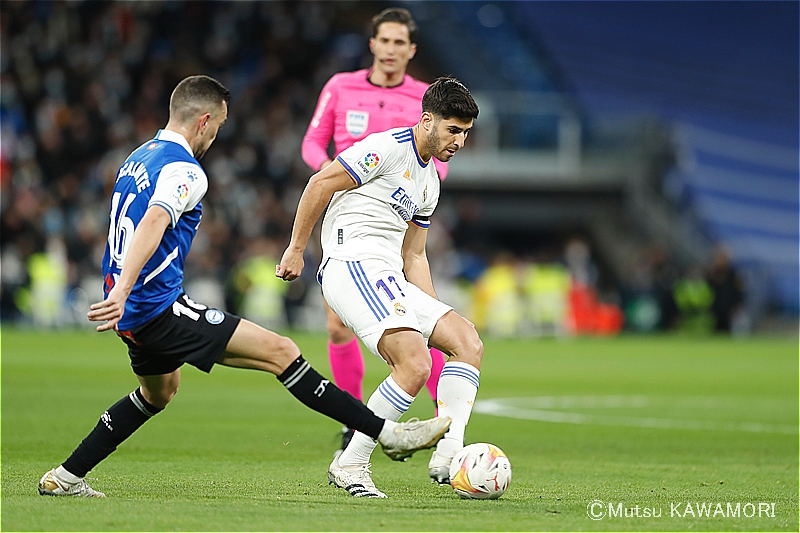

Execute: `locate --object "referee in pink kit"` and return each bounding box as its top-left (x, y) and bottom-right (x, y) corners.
top-left (301, 7), bottom-right (448, 457)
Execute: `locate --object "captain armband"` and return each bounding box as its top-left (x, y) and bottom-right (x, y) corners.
top-left (411, 215), bottom-right (431, 229)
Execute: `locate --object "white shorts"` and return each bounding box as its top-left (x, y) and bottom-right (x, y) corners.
top-left (319, 258), bottom-right (452, 359)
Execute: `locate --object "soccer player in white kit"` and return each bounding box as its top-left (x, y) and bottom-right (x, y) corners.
top-left (302, 9), bottom-right (450, 457)
top-left (277, 77), bottom-right (482, 498)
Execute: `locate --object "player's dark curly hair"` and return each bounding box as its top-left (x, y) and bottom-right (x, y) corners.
top-left (169, 75), bottom-right (231, 124)
top-left (422, 77), bottom-right (479, 121)
top-left (372, 7), bottom-right (418, 44)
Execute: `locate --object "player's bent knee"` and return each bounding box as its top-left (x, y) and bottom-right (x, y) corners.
top-left (328, 328), bottom-right (355, 345)
top-left (141, 384), bottom-right (178, 409)
top-left (413, 355), bottom-right (433, 379)
top-left (327, 320), bottom-right (354, 344)
top-left (271, 334), bottom-right (301, 365)
top-left (466, 336), bottom-right (484, 366)
top-left (398, 352), bottom-right (432, 388)
top-left (451, 334), bottom-right (483, 367)
top-left (471, 336), bottom-right (484, 361)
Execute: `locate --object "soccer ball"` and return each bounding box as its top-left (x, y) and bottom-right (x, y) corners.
top-left (449, 443), bottom-right (512, 499)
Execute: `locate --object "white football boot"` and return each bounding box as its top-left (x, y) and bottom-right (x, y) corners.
top-left (428, 450), bottom-right (456, 485)
top-left (328, 456), bottom-right (387, 498)
top-left (379, 416), bottom-right (452, 461)
top-left (38, 468), bottom-right (105, 498)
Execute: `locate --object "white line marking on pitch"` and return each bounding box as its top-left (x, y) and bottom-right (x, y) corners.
top-left (473, 396), bottom-right (798, 434)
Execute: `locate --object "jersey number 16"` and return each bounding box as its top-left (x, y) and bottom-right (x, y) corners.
top-left (108, 192), bottom-right (136, 269)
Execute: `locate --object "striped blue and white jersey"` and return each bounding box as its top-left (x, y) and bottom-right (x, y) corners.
top-left (322, 127), bottom-right (440, 272)
top-left (102, 129), bottom-right (208, 330)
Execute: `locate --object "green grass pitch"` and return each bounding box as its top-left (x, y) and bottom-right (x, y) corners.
top-left (1, 328), bottom-right (797, 531)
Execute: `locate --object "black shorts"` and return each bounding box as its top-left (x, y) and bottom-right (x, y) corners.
top-left (118, 293), bottom-right (241, 376)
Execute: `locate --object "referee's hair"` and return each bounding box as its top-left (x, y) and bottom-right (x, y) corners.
top-left (372, 7), bottom-right (418, 43)
top-left (422, 77), bottom-right (479, 121)
top-left (169, 75), bottom-right (231, 124)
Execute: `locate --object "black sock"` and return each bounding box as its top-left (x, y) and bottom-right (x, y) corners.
top-left (62, 388), bottom-right (163, 478)
top-left (278, 356), bottom-right (384, 440)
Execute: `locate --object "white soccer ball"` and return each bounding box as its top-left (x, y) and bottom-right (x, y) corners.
top-left (449, 442), bottom-right (512, 499)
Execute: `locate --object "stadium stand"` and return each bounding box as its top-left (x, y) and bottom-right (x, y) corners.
top-left (409, 1), bottom-right (798, 322)
top-left (509, 1), bottom-right (799, 315)
top-left (1, 1), bottom-right (795, 332)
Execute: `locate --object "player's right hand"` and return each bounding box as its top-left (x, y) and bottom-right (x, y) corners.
top-left (276, 247), bottom-right (304, 281)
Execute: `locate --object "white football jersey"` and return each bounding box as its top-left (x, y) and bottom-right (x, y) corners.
top-left (321, 127), bottom-right (440, 271)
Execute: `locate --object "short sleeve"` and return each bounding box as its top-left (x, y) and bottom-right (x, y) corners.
top-left (149, 162), bottom-right (208, 227)
top-left (335, 133), bottom-right (401, 187)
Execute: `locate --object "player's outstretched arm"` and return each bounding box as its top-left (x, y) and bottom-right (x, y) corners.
top-left (87, 206), bottom-right (171, 332)
top-left (276, 163), bottom-right (356, 281)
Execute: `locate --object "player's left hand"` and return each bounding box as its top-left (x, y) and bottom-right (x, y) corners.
top-left (276, 247), bottom-right (304, 281)
top-left (87, 287), bottom-right (127, 332)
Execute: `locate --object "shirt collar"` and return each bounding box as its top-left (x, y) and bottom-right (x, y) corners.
top-left (156, 129), bottom-right (194, 157)
top-left (410, 127), bottom-right (429, 168)
top-left (365, 68), bottom-right (405, 89)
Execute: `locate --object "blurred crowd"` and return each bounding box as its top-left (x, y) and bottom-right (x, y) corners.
top-left (441, 238), bottom-right (745, 338)
top-left (0, 1), bottom-right (746, 336)
top-left (1, 1), bottom-right (377, 327)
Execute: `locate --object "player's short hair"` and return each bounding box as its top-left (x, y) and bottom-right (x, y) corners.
top-left (422, 77), bottom-right (479, 121)
top-left (372, 7), bottom-right (418, 44)
top-left (169, 75), bottom-right (231, 124)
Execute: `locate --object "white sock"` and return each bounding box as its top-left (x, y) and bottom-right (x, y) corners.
top-left (55, 465), bottom-right (81, 484)
top-left (339, 375), bottom-right (414, 467)
top-left (436, 362), bottom-right (480, 457)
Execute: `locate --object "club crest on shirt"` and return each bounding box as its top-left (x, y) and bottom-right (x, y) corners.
top-left (394, 302), bottom-right (407, 316)
top-left (346, 110), bottom-right (369, 137)
top-left (205, 309), bottom-right (225, 324)
top-left (423, 185), bottom-right (428, 202)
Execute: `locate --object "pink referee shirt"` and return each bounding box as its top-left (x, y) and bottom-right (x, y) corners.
top-left (302, 68), bottom-right (449, 179)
